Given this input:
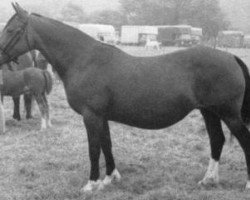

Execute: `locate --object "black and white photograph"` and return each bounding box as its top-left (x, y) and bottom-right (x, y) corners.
top-left (0, 0), bottom-right (249, 199)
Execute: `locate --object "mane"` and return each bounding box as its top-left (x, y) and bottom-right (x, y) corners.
top-left (31, 13), bottom-right (43, 17)
top-left (30, 13), bottom-right (96, 43)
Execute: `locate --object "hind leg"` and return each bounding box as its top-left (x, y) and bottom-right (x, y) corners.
top-left (199, 109), bottom-right (225, 185)
top-left (12, 96), bottom-right (21, 121)
top-left (34, 94), bottom-right (47, 130)
top-left (42, 94), bottom-right (52, 127)
top-left (222, 114), bottom-right (250, 189)
top-left (0, 98), bottom-right (5, 134)
top-left (24, 94), bottom-right (33, 119)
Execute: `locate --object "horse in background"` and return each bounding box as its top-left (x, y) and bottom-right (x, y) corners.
top-left (145, 37), bottom-right (161, 50)
top-left (1, 63), bottom-right (53, 130)
top-left (2, 52), bottom-right (35, 120)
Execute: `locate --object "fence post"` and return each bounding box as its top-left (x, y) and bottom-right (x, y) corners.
top-left (0, 97), bottom-right (5, 134)
top-left (0, 70), bottom-right (5, 134)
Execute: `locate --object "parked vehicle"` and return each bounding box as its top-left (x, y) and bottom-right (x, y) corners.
top-left (157, 25), bottom-right (191, 46)
top-left (243, 35), bottom-right (250, 48)
top-left (217, 30), bottom-right (244, 48)
top-left (63, 22), bottom-right (118, 44)
top-left (121, 26), bottom-right (158, 45)
top-left (191, 27), bottom-right (202, 45)
top-left (0, 22), bottom-right (6, 33)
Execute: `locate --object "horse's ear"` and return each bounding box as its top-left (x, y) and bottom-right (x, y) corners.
top-left (12, 2), bottom-right (18, 13)
top-left (12, 2), bottom-right (28, 20)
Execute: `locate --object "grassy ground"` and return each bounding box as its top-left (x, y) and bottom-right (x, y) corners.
top-left (1, 46), bottom-right (250, 200)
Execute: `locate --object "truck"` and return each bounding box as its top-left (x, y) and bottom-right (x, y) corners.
top-left (157, 25), bottom-right (194, 46)
top-left (191, 27), bottom-right (202, 45)
top-left (157, 25), bottom-right (202, 47)
top-left (244, 35), bottom-right (250, 48)
top-left (217, 30), bottom-right (244, 48)
top-left (120, 25), bottom-right (158, 45)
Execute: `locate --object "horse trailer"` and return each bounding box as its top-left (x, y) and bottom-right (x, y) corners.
top-left (217, 30), bottom-right (244, 48)
top-left (63, 22), bottom-right (118, 44)
top-left (120, 25), bottom-right (158, 45)
top-left (157, 25), bottom-right (201, 47)
top-left (243, 35), bottom-right (250, 48)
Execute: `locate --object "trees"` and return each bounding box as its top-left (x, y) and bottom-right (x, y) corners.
top-left (119, 0), bottom-right (172, 25)
top-left (89, 10), bottom-right (126, 29)
top-left (60, 3), bottom-right (87, 23)
top-left (188, 0), bottom-right (229, 40)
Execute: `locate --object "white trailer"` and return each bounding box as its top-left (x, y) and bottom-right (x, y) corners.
top-left (0, 22), bottom-right (6, 33)
top-left (78, 24), bottom-right (117, 44)
top-left (121, 25), bottom-right (158, 45)
top-left (63, 22), bottom-right (117, 44)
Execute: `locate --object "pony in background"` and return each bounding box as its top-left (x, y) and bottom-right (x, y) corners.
top-left (1, 63), bottom-right (53, 130)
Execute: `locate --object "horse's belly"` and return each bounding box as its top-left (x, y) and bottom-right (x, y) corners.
top-left (109, 98), bottom-right (194, 129)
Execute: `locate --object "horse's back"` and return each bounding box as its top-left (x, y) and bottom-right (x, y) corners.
top-left (106, 46), bottom-right (245, 128)
top-left (23, 67), bottom-right (44, 81)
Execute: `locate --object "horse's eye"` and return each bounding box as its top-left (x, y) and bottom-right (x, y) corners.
top-left (6, 28), bottom-right (14, 34)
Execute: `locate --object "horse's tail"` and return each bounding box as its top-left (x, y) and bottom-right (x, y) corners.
top-left (234, 55), bottom-right (250, 124)
top-left (42, 70), bottom-right (53, 94)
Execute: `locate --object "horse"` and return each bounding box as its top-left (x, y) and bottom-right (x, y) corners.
top-left (3, 52), bottom-right (35, 120)
top-left (1, 3), bottom-right (250, 192)
top-left (145, 38), bottom-right (160, 50)
top-left (0, 63), bottom-right (53, 130)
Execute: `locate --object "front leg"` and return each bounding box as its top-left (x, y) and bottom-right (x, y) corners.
top-left (101, 121), bottom-right (121, 186)
top-left (82, 107), bottom-right (102, 192)
top-left (82, 107), bottom-right (120, 192)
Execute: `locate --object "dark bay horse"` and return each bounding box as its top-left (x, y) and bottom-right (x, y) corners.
top-left (1, 3), bottom-right (250, 192)
top-left (1, 63), bottom-right (53, 130)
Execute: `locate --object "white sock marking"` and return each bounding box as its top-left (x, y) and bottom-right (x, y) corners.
top-left (246, 180), bottom-right (250, 189)
top-left (199, 158), bottom-right (219, 185)
top-left (41, 117), bottom-right (46, 130)
top-left (82, 180), bottom-right (103, 192)
top-left (103, 168), bottom-right (121, 186)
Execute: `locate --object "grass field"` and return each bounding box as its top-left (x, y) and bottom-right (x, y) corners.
top-left (1, 46), bottom-right (250, 200)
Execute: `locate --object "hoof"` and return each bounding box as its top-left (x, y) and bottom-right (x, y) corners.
top-left (103, 168), bottom-right (121, 186)
top-left (26, 114), bottom-right (33, 119)
top-left (13, 115), bottom-right (21, 121)
top-left (198, 177), bottom-right (219, 186)
top-left (82, 180), bottom-right (104, 193)
top-left (39, 126), bottom-right (47, 131)
top-left (47, 120), bottom-right (52, 128)
top-left (246, 181), bottom-right (250, 189)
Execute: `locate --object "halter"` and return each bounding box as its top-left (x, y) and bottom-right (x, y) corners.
top-left (0, 16), bottom-right (30, 64)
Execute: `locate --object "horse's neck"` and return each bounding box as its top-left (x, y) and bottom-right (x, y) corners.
top-left (30, 16), bottom-right (97, 79)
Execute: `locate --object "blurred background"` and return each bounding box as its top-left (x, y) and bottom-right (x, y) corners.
top-left (0, 0), bottom-right (250, 48)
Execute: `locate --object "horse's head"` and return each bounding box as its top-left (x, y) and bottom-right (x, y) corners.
top-left (0, 3), bottom-right (32, 65)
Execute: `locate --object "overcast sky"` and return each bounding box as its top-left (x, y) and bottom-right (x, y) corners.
top-left (1, 0), bottom-right (249, 33)
top-left (0, 0), bottom-right (120, 21)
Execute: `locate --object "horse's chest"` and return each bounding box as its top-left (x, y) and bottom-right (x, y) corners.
top-left (64, 79), bottom-right (110, 115)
